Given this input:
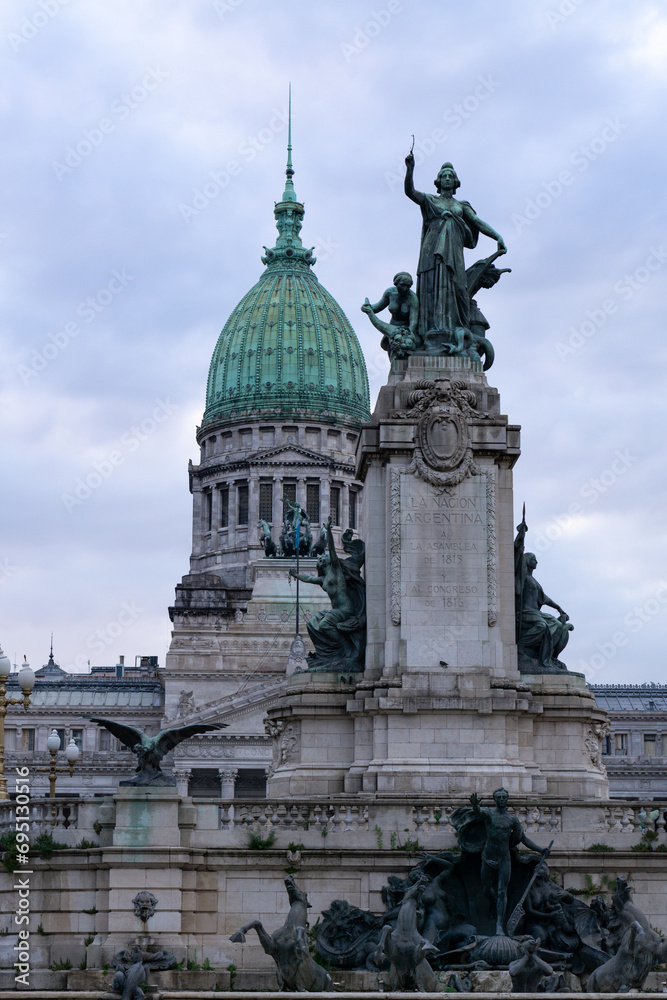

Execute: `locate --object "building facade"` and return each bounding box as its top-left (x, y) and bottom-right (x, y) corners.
top-left (4, 647), bottom-right (164, 798)
top-left (162, 137), bottom-right (371, 797)
top-left (591, 683), bottom-right (667, 799)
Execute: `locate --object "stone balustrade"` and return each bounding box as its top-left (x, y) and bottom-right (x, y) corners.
top-left (0, 797), bottom-right (101, 845)
top-left (218, 798), bottom-right (370, 832)
top-left (1, 795), bottom-right (666, 849)
top-left (206, 797), bottom-right (667, 851)
top-left (603, 801), bottom-right (667, 834)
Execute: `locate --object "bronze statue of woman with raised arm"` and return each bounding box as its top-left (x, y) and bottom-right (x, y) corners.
top-left (404, 153), bottom-right (506, 353)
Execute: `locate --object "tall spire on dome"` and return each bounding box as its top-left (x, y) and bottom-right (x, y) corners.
top-left (261, 86), bottom-right (316, 270)
top-left (281, 83), bottom-right (297, 204)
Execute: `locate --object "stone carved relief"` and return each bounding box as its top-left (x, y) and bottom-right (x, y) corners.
top-left (265, 719), bottom-right (299, 776)
top-left (218, 767), bottom-right (239, 782)
top-left (176, 690), bottom-right (195, 718)
top-left (390, 468), bottom-right (403, 626)
top-left (280, 724), bottom-right (298, 765)
top-left (482, 468), bottom-right (498, 627)
top-left (391, 378), bottom-right (480, 489)
top-left (171, 634), bottom-right (293, 654)
top-left (418, 408), bottom-right (469, 473)
top-left (586, 720), bottom-right (610, 773)
top-left (183, 743), bottom-right (268, 760)
top-left (132, 891), bottom-right (158, 923)
top-left (172, 611), bottom-right (230, 629)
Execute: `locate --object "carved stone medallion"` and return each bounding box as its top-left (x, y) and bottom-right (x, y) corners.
top-left (418, 408), bottom-right (469, 472)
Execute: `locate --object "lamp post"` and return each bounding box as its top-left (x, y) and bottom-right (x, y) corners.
top-left (0, 647), bottom-right (36, 800)
top-left (37, 730), bottom-right (80, 824)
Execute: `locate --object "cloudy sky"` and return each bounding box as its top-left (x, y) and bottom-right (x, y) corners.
top-left (1, 0), bottom-right (665, 685)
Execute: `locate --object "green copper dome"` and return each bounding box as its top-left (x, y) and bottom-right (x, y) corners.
top-left (203, 123), bottom-right (370, 428)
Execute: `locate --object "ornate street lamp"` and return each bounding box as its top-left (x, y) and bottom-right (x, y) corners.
top-left (0, 647), bottom-right (36, 800)
top-left (44, 729), bottom-right (80, 795)
top-left (38, 730), bottom-right (81, 824)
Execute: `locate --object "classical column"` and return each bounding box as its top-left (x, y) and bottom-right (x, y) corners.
top-left (275, 473), bottom-right (286, 529)
top-left (173, 768), bottom-right (192, 797)
top-left (218, 767), bottom-right (238, 798)
top-left (211, 486), bottom-right (220, 535)
top-left (191, 483), bottom-right (204, 556)
top-left (320, 477), bottom-right (330, 524)
top-left (248, 473), bottom-right (260, 534)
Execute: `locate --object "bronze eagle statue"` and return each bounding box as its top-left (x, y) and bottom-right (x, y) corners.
top-left (88, 717), bottom-right (226, 786)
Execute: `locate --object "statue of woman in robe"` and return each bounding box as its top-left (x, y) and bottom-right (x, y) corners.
top-left (404, 154), bottom-right (506, 353)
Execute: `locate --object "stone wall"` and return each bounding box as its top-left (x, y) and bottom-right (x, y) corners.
top-left (2, 794), bottom-right (667, 974)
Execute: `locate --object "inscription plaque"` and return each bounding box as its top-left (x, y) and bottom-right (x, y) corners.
top-left (400, 471), bottom-right (488, 644)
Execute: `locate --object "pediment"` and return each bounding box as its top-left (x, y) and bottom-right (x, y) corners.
top-left (250, 443), bottom-right (331, 466)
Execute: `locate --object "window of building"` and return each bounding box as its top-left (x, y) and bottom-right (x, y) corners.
top-left (99, 729), bottom-right (112, 752)
top-left (239, 428), bottom-right (252, 449)
top-left (22, 729), bottom-right (35, 752)
top-left (188, 768), bottom-right (221, 798)
top-left (237, 483), bottom-right (249, 525)
top-left (330, 485), bottom-right (341, 526)
top-left (260, 426), bottom-right (275, 447)
top-left (603, 735), bottom-right (612, 756)
top-left (55, 728), bottom-right (66, 750)
top-left (234, 768), bottom-right (267, 799)
top-left (306, 427), bottom-right (321, 450)
top-left (644, 734), bottom-right (657, 756)
top-left (283, 482), bottom-right (296, 511)
top-left (219, 485), bottom-right (229, 528)
top-left (4, 729), bottom-right (16, 751)
top-left (327, 429), bottom-right (341, 449)
top-left (349, 489), bottom-right (357, 530)
top-left (259, 482), bottom-right (273, 523)
top-left (205, 490), bottom-right (213, 531)
top-left (221, 430), bottom-right (232, 452)
top-left (614, 733), bottom-right (628, 755)
top-left (71, 729), bottom-right (84, 751)
top-left (306, 483), bottom-right (320, 524)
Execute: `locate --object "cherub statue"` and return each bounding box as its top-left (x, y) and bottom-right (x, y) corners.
top-left (361, 272), bottom-right (420, 359)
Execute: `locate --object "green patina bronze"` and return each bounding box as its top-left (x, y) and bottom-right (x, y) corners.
top-left (203, 96), bottom-right (370, 428)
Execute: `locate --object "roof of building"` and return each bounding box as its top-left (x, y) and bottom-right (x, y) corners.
top-left (7, 646), bottom-right (164, 711)
top-left (202, 110), bottom-right (370, 430)
top-left (590, 683), bottom-right (667, 712)
top-left (34, 640), bottom-right (67, 681)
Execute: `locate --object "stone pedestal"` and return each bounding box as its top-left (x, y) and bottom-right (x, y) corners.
top-left (266, 671), bottom-right (356, 796)
top-left (98, 788), bottom-right (195, 962)
top-left (345, 356), bottom-right (608, 799)
top-left (112, 787), bottom-right (184, 848)
top-left (527, 670), bottom-right (610, 797)
top-left (264, 357), bottom-right (609, 800)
